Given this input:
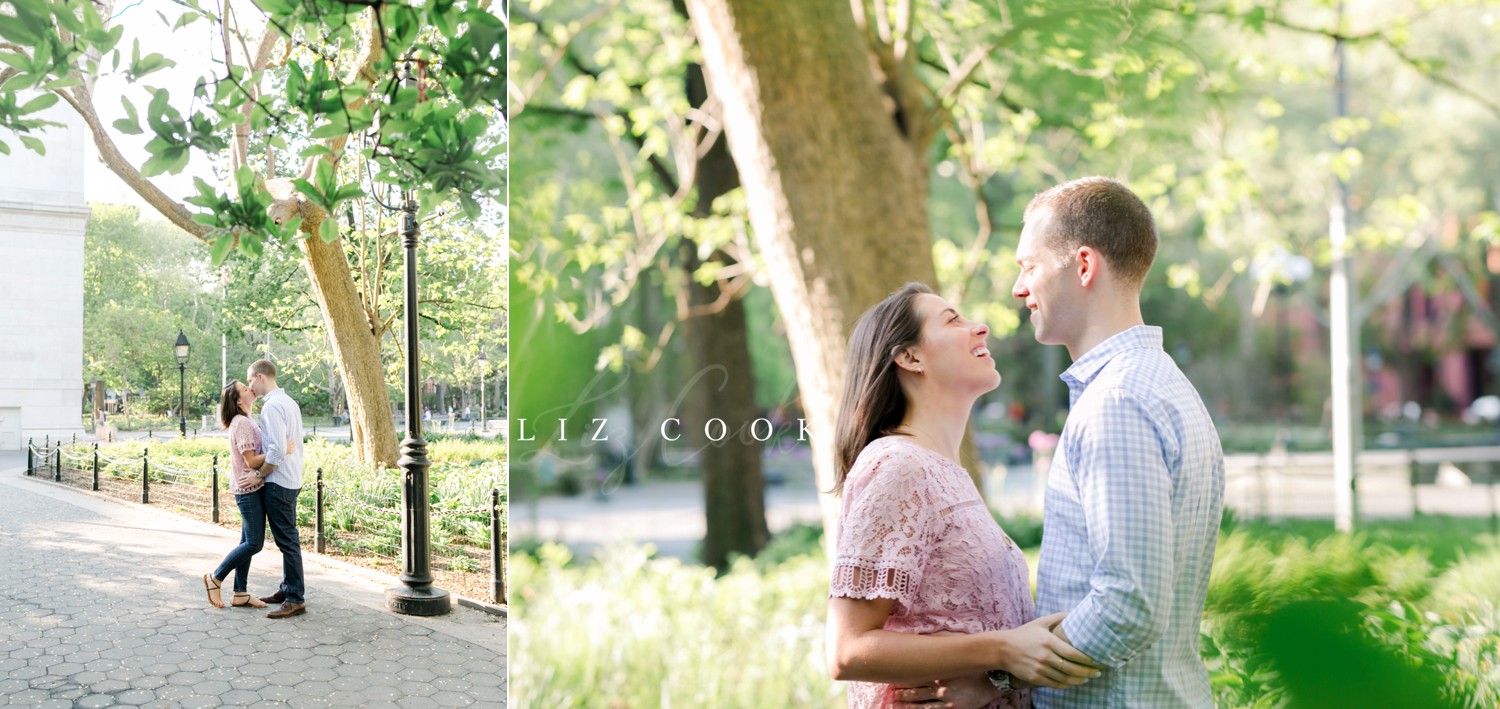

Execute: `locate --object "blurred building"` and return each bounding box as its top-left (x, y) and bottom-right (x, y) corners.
top-left (0, 100), bottom-right (88, 450)
top-left (1369, 256), bottom-right (1500, 419)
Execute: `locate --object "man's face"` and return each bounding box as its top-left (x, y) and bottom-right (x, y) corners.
top-left (246, 369), bottom-right (265, 397)
top-left (1012, 209), bottom-right (1085, 348)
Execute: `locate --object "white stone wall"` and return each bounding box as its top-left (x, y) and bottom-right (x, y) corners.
top-left (0, 100), bottom-right (88, 449)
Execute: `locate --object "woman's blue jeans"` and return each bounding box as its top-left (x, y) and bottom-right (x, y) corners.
top-left (212, 488), bottom-right (267, 593)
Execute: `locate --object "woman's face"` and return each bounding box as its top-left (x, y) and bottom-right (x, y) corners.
top-left (236, 382), bottom-right (256, 412)
top-left (904, 293), bottom-right (1000, 396)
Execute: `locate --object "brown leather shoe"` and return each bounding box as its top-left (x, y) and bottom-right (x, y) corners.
top-left (266, 602), bottom-right (306, 619)
top-left (259, 591), bottom-right (285, 605)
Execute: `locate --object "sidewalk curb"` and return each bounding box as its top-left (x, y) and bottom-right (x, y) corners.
top-left (5, 466), bottom-right (507, 619)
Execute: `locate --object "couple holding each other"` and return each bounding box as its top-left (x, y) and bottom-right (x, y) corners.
top-left (828, 177), bottom-right (1226, 708)
top-left (201, 359), bottom-right (309, 619)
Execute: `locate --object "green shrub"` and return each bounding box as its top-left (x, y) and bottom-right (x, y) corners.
top-left (510, 517), bottom-right (1500, 707)
top-left (511, 544), bottom-right (841, 708)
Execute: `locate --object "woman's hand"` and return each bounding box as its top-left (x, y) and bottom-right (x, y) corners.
top-left (992, 612), bottom-right (1100, 689)
top-left (891, 675), bottom-right (1000, 709)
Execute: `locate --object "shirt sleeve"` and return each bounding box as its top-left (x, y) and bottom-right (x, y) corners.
top-left (261, 398), bottom-right (287, 468)
top-left (1060, 388), bottom-right (1176, 668)
top-left (230, 418), bottom-right (257, 455)
top-left (829, 447), bottom-right (942, 612)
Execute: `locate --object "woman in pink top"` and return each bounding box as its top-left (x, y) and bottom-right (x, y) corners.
top-left (827, 283), bottom-right (1098, 708)
top-left (203, 381), bottom-right (269, 609)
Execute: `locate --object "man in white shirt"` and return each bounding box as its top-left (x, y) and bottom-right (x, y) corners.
top-left (247, 359), bottom-right (308, 619)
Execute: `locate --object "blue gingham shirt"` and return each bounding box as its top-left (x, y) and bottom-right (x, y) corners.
top-left (258, 388), bottom-right (305, 490)
top-left (1033, 326), bottom-right (1224, 709)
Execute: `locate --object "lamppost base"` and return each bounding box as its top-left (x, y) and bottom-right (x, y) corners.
top-left (384, 584), bottom-right (452, 616)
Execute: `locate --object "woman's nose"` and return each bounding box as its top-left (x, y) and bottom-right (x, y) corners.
top-left (973, 322), bottom-right (990, 338)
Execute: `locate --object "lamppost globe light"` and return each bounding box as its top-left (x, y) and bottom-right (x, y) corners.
top-left (174, 330), bottom-right (191, 363)
top-left (173, 330), bottom-right (190, 437)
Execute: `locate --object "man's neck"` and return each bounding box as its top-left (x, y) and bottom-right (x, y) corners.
top-left (262, 384), bottom-right (281, 398)
top-left (1066, 294), bottom-right (1145, 361)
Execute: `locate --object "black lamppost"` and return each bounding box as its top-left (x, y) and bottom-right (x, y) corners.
top-left (478, 351), bottom-right (489, 433)
top-left (384, 62), bottom-right (452, 617)
top-left (174, 330), bottom-right (190, 437)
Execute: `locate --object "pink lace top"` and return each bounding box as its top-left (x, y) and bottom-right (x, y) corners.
top-left (226, 415), bottom-right (265, 495)
top-left (830, 437), bottom-right (1035, 709)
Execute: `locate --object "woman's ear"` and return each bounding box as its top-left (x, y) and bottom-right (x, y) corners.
top-left (893, 346), bottom-right (924, 374)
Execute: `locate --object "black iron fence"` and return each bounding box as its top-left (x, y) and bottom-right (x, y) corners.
top-left (25, 436), bottom-right (505, 606)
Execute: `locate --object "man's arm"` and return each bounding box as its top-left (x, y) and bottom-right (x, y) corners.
top-left (1059, 389), bottom-right (1175, 668)
top-left (259, 398), bottom-right (286, 476)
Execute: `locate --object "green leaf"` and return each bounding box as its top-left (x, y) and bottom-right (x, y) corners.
top-left (210, 234), bottom-right (234, 265)
top-left (333, 185), bottom-right (365, 203)
top-left (240, 232), bottom-right (264, 258)
top-left (308, 121), bottom-right (350, 140)
top-left (127, 39), bottom-right (176, 81)
top-left (299, 144), bottom-right (336, 159)
top-left (140, 149), bottom-right (183, 177)
top-left (18, 134), bottom-right (45, 155)
top-left (113, 97), bottom-right (143, 135)
top-left (291, 178), bottom-right (328, 210)
top-left (40, 75), bottom-right (83, 90)
top-left (318, 218), bottom-right (339, 243)
top-left (0, 51), bottom-right (32, 72)
top-left (20, 92), bottom-right (58, 114)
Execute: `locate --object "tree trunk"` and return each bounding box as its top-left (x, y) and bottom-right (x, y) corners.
top-left (685, 0), bottom-right (937, 547)
top-left (685, 62), bottom-right (770, 570)
top-left (299, 236), bottom-right (401, 467)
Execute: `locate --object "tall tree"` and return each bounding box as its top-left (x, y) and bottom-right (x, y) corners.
top-left (512, 0), bottom-right (771, 566)
top-left (0, 0), bottom-right (504, 467)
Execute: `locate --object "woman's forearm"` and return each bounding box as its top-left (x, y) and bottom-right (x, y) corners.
top-left (829, 626), bottom-right (1007, 685)
top-left (240, 449), bottom-right (266, 470)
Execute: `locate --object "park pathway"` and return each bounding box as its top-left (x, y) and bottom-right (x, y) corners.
top-left (0, 452), bottom-right (505, 709)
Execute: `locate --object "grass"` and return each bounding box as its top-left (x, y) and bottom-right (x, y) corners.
top-left (511, 514), bottom-right (1500, 708)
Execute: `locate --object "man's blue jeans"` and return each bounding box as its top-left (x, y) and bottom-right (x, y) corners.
top-left (263, 482), bottom-right (305, 604)
top-left (213, 488), bottom-right (266, 593)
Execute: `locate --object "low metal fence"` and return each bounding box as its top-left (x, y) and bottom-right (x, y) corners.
top-left (1223, 446), bottom-right (1500, 530)
top-left (26, 436), bottom-right (505, 605)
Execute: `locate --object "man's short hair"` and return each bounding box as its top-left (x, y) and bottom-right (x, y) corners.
top-left (1024, 176), bottom-right (1158, 289)
top-left (249, 359), bottom-right (277, 379)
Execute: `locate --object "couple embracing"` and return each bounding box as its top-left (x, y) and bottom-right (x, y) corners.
top-left (828, 178), bottom-right (1226, 708)
top-left (201, 359), bottom-right (308, 619)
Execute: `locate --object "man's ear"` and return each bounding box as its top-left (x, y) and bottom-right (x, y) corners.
top-left (1076, 246), bottom-right (1102, 288)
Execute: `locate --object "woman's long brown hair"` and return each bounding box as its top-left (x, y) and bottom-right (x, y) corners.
top-left (832, 282), bottom-right (933, 496)
top-left (219, 382), bottom-right (246, 430)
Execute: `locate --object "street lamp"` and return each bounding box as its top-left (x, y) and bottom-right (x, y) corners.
top-left (478, 351), bottom-right (489, 432)
top-left (174, 330), bottom-right (190, 437)
top-left (384, 61), bottom-right (452, 617)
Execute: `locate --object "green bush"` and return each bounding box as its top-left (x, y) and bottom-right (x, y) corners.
top-left (510, 544), bottom-right (840, 708)
top-left (512, 516), bottom-right (1500, 708)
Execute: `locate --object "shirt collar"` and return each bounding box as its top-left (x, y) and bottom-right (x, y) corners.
top-left (1060, 325), bottom-right (1164, 393)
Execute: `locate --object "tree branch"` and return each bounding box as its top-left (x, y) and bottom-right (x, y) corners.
top-left (60, 86), bottom-right (211, 241)
top-left (1206, 7), bottom-right (1500, 120)
top-left (299, 6), bottom-right (383, 181)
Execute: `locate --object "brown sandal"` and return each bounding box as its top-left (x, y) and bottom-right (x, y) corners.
top-left (203, 573), bottom-right (225, 608)
top-left (231, 592), bottom-right (267, 608)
